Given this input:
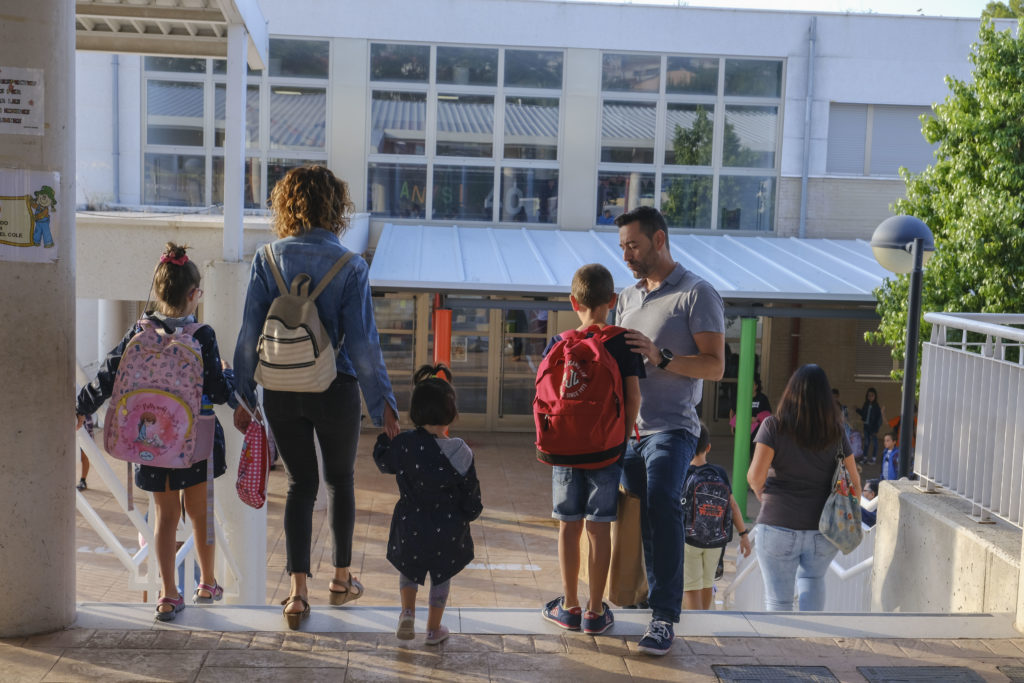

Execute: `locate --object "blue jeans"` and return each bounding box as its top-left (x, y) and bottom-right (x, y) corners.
top-left (620, 429), bottom-right (697, 624)
top-left (551, 460), bottom-right (623, 523)
top-left (862, 429), bottom-right (879, 462)
top-left (755, 525), bottom-right (839, 611)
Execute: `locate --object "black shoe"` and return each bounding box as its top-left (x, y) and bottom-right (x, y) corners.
top-left (76, 478), bottom-right (87, 491)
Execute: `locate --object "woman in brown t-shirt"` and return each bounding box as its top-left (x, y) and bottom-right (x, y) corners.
top-left (747, 364), bottom-right (860, 611)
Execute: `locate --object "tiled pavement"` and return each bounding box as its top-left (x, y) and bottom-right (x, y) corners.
top-left (17, 430), bottom-right (1018, 681)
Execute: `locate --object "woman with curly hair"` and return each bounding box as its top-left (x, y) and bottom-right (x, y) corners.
top-left (233, 165), bottom-right (400, 629)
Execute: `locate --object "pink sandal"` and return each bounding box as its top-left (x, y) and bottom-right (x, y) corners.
top-left (154, 594), bottom-right (185, 621)
top-left (193, 582), bottom-right (223, 604)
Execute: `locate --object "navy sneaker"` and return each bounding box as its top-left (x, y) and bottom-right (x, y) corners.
top-left (541, 596), bottom-right (582, 630)
top-left (637, 619), bottom-right (674, 655)
top-left (582, 603), bottom-right (614, 634)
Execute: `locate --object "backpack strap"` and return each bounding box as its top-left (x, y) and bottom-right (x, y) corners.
top-left (262, 244), bottom-right (289, 297)
top-left (309, 251), bottom-right (355, 302)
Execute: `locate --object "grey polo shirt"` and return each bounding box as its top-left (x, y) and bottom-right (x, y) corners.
top-left (616, 262), bottom-right (725, 438)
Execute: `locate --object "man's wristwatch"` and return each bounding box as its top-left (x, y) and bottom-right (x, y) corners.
top-left (657, 348), bottom-right (674, 369)
top-left (739, 529), bottom-right (750, 536)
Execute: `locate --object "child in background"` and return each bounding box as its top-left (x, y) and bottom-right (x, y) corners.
top-left (373, 365), bottom-right (482, 645)
top-left (880, 433), bottom-right (899, 481)
top-left (682, 423), bottom-right (751, 610)
top-left (75, 243), bottom-right (235, 621)
top-left (855, 387), bottom-right (884, 465)
top-left (537, 263), bottom-right (644, 635)
top-left (861, 479), bottom-right (879, 527)
top-left (77, 414), bottom-right (95, 491)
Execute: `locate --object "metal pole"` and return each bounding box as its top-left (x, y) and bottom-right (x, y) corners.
top-left (732, 316), bottom-right (757, 520)
top-left (898, 237), bottom-right (924, 479)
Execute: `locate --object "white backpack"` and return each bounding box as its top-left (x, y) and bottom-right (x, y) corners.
top-left (254, 244), bottom-right (354, 392)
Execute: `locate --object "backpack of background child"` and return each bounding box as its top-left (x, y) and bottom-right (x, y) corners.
top-left (104, 319), bottom-right (210, 469)
top-left (254, 244), bottom-right (354, 393)
top-left (533, 325), bottom-right (626, 470)
top-left (681, 465), bottom-right (734, 548)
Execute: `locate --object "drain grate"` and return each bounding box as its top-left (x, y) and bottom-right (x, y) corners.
top-left (858, 666), bottom-right (986, 682)
top-left (713, 665), bottom-right (839, 682)
top-left (998, 666), bottom-right (1024, 683)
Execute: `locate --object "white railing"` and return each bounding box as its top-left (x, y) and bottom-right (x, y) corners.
top-left (75, 365), bottom-right (243, 602)
top-left (918, 312), bottom-right (1024, 528)
top-left (721, 523), bottom-right (877, 612)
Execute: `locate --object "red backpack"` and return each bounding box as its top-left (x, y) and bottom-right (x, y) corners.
top-left (534, 325), bottom-right (626, 469)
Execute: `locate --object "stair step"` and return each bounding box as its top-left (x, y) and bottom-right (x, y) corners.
top-left (73, 604), bottom-right (1020, 639)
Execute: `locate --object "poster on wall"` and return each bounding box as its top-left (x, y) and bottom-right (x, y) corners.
top-left (0, 168), bottom-right (60, 263)
top-left (0, 66), bottom-right (44, 135)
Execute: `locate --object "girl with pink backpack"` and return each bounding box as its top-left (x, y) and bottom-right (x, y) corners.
top-left (75, 243), bottom-right (236, 621)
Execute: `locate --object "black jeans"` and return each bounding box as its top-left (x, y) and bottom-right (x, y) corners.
top-left (264, 375), bottom-right (362, 576)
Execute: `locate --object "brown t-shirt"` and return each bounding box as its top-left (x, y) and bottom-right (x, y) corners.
top-left (753, 415), bottom-right (852, 531)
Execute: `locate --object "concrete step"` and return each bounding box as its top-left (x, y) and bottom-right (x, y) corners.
top-left (73, 603), bottom-right (1020, 639)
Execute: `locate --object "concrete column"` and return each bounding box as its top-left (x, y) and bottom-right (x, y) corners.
top-left (0, 0), bottom-right (76, 636)
top-left (222, 23), bottom-right (247, 262)
top-left (202, 259), bottom-right (267, 604)
top-left (560, 48), bottom-right (601, 228)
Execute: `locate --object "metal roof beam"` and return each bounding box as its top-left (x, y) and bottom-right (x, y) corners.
top-left (75, 2), bottom-right (226, 24)
top-left (76, 32), bottom-right (229, 57)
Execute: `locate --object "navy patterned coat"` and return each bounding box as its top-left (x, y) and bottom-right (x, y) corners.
top-left (373, 429), bottom-right (482, 584)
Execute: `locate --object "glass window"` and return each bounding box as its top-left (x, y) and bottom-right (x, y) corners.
top-left (146, 81), bottom-right (204, 146)
top-left (718, 175), bottom-right (775, 231)
top-left (214, 84), bottom-right (260, 148)
top-left (367, 162), bottom-right (427, 218)
top-left (661, 173), bottom-right (712, 229)
top-left (665, 104), bottom-right (713, 166)
top-left (212, 156), bottom-right (261, 209)
top-left (504, 50), bottom-right (563, 89)
top-left (601, 101), bottom-right (656, 164)
top-left (602, 53), bottom-right (661, 93)
top-left (724, 59), bottom-right (782, 98)
top-left (371, 91), bottom-right (426, 155)
top-left (436, 46), bottom-right (498, 86)
top-left (373, 297), bottom-right (416, 331)
top-left (666, 56), bottom-right (718, 95)
top-left (144, 153), bottom-right (206, 207)
top-left (826, 103), bottom-right (868, 175)
top-left (269, 38), bottom-right (329, 79)
top-left (436, 94), bottom-right (493, 157)
top-left (144, 57), bottom-right (206, 73)
top-left (269, 86), bottom-right (326, 150)
top-left (597, 171), bottom-right (656, 223)
top-left (722, 105), bottom-right (778, 168)
top-left (370, 43), bottom-right (430, 83)
top-left (504, 96), bottom-right (558, 160)
top-left (432, 165), bottom-right (493, 221)
top-left (499, 168), bottom-right (558, 224)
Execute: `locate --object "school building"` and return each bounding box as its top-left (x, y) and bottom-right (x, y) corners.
top-left (70, 0), bottom-right (998, 435)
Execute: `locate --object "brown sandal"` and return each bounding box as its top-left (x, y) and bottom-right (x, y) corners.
top-left (281, 595), bottom-right (309, 630)
top-left (328, 576), bottom-right (364, 606)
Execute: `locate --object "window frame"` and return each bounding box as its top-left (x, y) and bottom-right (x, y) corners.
top-left (597, 52), bottom-right (785, 232)
top-left (366, 42), bottom-right (565, 225)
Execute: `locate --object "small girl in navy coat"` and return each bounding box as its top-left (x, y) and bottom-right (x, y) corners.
top-left (373, 364), bottom-right (483, 645)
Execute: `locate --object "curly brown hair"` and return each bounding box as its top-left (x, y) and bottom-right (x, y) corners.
top-left (153, 242), bottom-right (201, 315)
top-left (269, 165), bottom-right (354, 237)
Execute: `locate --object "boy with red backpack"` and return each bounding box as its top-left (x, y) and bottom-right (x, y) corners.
top-left (535, 264), bottom-right (644, 635)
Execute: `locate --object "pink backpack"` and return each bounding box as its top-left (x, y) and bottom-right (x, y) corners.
top-left (104, 320), bottom-right (210, 469)
top-left (533, 325), bottom-right (627, 470)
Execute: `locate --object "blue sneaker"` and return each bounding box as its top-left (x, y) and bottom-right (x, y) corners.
top-left (541, 596), bottom-right (582, 630)
top-left (582, 603), bottom-right (614, 634)
top-left (637, 619), bottom-right (674, 655)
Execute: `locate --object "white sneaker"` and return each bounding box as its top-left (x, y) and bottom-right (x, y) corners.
top-left (396, 609), bottom-right (415, 640)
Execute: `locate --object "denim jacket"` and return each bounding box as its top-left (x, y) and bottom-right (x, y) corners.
top-left (233, 228), bottom-right (398, 426)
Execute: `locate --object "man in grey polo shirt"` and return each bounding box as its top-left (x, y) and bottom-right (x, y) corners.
top-left (615, 206), bottom-right (725, 655)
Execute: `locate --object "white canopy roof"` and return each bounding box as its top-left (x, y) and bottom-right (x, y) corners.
top-left (369, 224), bottom-right (892, 304)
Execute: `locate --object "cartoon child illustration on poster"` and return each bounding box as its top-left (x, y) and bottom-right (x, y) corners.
top-left (30, 185), bottom-right (55, 248)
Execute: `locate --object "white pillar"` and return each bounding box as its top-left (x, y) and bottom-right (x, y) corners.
top-left (98, 299), bottom-right (130, 366)
top-left (0, 0), bottom-right (76, 636)
top-left (222, 23), bottom-right (247, 263)
top-left (203, 260), bottom-right (267, 605)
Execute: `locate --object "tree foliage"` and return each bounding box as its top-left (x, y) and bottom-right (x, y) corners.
top-left (869, 19), bottom-right (1024, 383)
top-left (982, 0), bottom-right (1023, 19)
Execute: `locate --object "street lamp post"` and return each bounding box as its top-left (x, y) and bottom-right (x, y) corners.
top-left (870, 216), bottom-right (935, 480)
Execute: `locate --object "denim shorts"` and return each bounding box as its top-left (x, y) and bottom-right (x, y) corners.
top-left (551, 461), bottom-right (623, 523)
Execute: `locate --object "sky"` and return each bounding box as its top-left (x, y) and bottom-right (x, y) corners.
top-left (574, 0), bottom-right (993, 18)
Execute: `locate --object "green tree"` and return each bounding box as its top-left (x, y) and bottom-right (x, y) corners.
top-left (869, 19), bottom-right (1024, 383)
top-left (982, 0), bottom-right (1023, 19)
